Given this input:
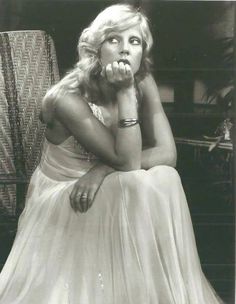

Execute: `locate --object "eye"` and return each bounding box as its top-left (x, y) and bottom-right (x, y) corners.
top-left (130, 37), bottom-right (141, 45)
top-left (107, 36), bottom-right (119, 44)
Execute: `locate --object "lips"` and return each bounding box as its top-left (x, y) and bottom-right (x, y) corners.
top-left (118, 59), bottom-right (130, 65)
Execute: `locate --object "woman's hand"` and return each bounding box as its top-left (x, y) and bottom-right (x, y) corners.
top-left (101, 61), bottom-right (134, 89)
top-left (70, 163), bottom-right (115, 213)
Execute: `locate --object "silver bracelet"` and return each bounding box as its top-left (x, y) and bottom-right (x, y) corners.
top-left (119, 118), bottom-right (139, 128)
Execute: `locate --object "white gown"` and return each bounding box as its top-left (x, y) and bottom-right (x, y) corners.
top-left (0, 103), bottom-right (224, 304)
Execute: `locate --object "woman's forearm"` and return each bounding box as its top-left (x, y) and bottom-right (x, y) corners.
top-left (115, 87), bottom-right (142, 171)
top-left (92, 145), bottom-right (177, 174)
top-left (141, 146), bottom-right (177, 170)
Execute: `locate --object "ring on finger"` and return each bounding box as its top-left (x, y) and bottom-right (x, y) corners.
top-left (81, 195), bottom-right (88, 212)
top-left (80, 194), bottom-right (88, 200)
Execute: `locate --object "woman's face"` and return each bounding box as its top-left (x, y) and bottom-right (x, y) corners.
top-left (99, 25), bottom-right (143, 75)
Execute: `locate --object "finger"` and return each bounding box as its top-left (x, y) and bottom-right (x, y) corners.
top-left (82, 198), bottom-right (90, 213)
top-left (87, 190), bottom-right (94, 210)
top-left (125, 63), bottom-right (132, 76)
top-left (70, 182), bottom-right (79, 201)
top-left (70, 184), bottom-right (80, 211)
top-left (100, 66), bottom-right (105, 78)
top-left (112, 61), bottom-right (119, 77)
top-left (105, 64), bottom-right (114, 81)
top-left (87, 188), bottom-right (98, 210)
top-left (118, 62), bottom-right (126, 75)
top-left (80, 193), bottom-right (89, 213)
top-left (74, 192), bottom-right (83, 213)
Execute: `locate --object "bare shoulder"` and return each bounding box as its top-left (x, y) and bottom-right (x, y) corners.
top-left (55, 93), bottom-right (91, 121)
top-left (41, 91), bottom-right (90, 124)
top-left (137, 73), bottom-right (163, 113)
top-left (138, 73), bottom-right (155, 88)
top-left (138, 74), bottom-right (161, 102)
top-left (41, 92), bottom-right (94, 143)
top-left (138, 73), bottom-right (157, 90)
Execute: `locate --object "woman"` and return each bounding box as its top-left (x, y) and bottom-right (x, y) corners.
top-left (0, 4), bottom-right (223, 304)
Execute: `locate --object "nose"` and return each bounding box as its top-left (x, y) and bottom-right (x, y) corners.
top-left (119, 39), bottom-right (130, 55)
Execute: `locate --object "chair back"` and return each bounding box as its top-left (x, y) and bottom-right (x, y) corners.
top-left (0, 30), bottom-right (60, 215)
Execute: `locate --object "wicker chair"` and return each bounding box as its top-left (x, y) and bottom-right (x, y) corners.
top-left (0, 30), bottom-right (60, 217)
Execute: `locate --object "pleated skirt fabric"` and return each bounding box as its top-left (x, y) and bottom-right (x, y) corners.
top-left (0, 165), bottom-right (223, 304)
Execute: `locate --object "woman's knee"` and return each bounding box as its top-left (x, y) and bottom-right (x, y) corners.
top-left (117, 169), bottom-right (148, 192)
top-left (148, 165), bottom-right (181, 185)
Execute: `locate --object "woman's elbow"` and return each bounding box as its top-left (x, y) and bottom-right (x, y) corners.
top-left (168, 149), bottom-right (177, 168)
top-left (120, 163), bottom-right (141, 172)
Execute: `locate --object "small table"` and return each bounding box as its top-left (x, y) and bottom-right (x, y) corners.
top-left (175, 137), bottom-right (233, 151)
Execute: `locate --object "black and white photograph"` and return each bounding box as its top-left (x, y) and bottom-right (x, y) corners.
top-left (0, 0), bottom-right (234, 303)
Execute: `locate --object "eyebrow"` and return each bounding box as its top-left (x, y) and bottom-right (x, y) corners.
top-left (107, 31), bottom-right (142, 40)
top-left (130, 35), bottom-right (142, 41)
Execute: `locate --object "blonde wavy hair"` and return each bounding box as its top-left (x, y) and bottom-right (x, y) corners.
top-left (46, 4), bottom-right (153, 103)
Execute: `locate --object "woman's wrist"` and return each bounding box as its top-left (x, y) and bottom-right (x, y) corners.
top-left (117, 86), bottom-right (138, 119)
top-left (116, 85), bottom-right (136, 99)
top-left (91, 162), bottom-right (115, 176)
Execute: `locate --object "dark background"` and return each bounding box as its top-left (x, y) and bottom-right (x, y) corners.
top-left (0, 0), bottom-right (235, 303)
